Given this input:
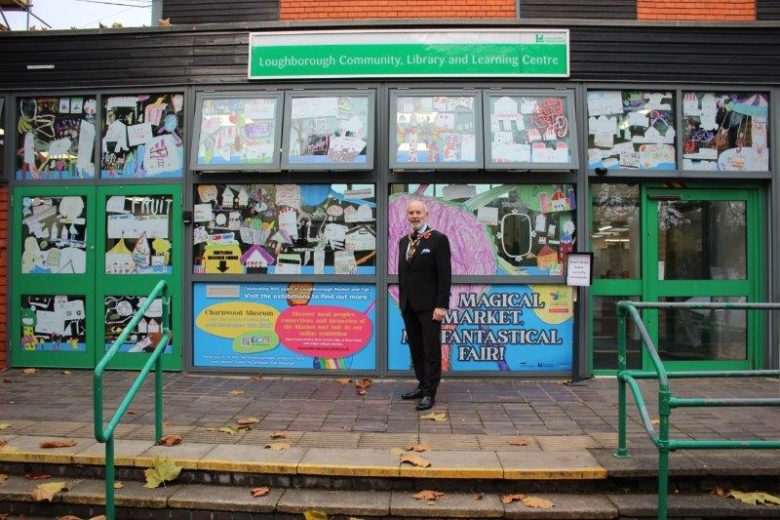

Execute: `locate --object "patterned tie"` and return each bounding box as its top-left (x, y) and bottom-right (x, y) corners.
top-left (407, 232), bottom-right (420, 263)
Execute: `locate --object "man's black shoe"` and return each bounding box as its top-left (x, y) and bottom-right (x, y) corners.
top-left (401, 388), bottom-right (424, 400)
top-left (416, 395), bottom-right (434, 411)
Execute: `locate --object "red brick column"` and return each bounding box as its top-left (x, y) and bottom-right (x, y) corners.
top-left (0, 186), bottom-right (7, 369)
top-left (280, 0), bottom-right (516, 20)
top-left (637, 0), bottom-right (755, 21)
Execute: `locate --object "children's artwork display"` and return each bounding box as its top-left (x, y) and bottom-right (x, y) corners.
top-left (101, 93), bottom-right (184, 178)
top-left (105, 195), bottom-right (173, 274)
top-left (194, 94), bottom-right (281, 169)
top-left (682, 91), bottom-right (770, 172)
top-left (193, 184), bottom-right (376, 275)
top-left (388, 284), bottom-right (573, 373)
top-left (389, 184), bottom-right (576, 276)
top-left (104, 296), bottom-right (172, 353)
top-left (587, 90), bottom-right (675, 171)
top-left (392, 93), bottom-right (480, 168)
top-left (285, 94), bottom-right (372, 168)
top-left (21, 195), bottom-right (88, 274)
top-left (16, 95), bottom-right (97, 180)
top-left (20, 294), bottom-right (87, 352)
top-left (193, 283), bottom-right (376, 369)
top-left (486, 93), bottom-right (576, 168)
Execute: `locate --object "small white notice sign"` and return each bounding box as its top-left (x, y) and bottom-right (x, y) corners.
top-left (566, 252), bottom-right (593, 287)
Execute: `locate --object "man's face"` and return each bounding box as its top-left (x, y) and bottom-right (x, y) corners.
top-left (406, 201), bottom-right (427, 231)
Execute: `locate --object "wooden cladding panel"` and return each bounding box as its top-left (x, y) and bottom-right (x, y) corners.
top-left (520, 0), bottom-right (636, 19)
top-left (757, 0), bottom-right (780, 19)
top-left (162, 0), bottom-right (278, 24)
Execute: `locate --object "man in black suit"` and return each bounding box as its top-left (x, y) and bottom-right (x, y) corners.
top-left (397, 199), bottom-right (452, 411)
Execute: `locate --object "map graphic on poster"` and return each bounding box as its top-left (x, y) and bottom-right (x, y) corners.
top-left (104, 296), bottom-right (172, 354)
top-left (101, 93), bottom-right (184, 178)
top-left (21, 294), bottom-right (87, 352)
top-left (193, 283), bottom-right (376, 370)
top-left (388, 284), bottom-right (573, 373)
top-left (388, 185), bottom-right (575, 277)
top-left (21, 196), bottom-right (88, 274)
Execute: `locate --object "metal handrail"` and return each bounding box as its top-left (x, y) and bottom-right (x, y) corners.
top-left (93, 280), bottom-right (171, 520)
top-left (615, 300), bottom-right (780, 520)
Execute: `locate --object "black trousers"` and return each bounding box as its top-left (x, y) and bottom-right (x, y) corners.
top-left (401, 305), bottom-right (442, 396)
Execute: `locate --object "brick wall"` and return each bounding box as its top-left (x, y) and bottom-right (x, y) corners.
top-left (0, 186), bottom-right (7, 369)
top-left (637, 0), bottom-right (755, 21)
top-left (280, 0), bottom-right (516, 20)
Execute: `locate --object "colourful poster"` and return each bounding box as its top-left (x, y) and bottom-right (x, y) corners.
top-left (193, 283), bottom-right (376, 369)
top-left (388, 284), bottom-right (573, 373)
top-left (104, 296), bottom-right (172, 354)
top-left (21, 294), bottom-right (87, 352)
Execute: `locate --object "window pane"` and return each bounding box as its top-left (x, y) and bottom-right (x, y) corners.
top-left (592, 296), bottom-right (642, 370)
top-left (591, 183), bottom-right (640, 279)
top-left (658, 297), bottom-right (747, 361)
top-left (105, 195), bottom-right (173, 275)
top-left (586, 90), bottom-right (675, 171)
top-left (21, 195), bottom-right (88, 274)
top-left (21, 294), bottom-right (87, 352)
top-left (657, 200), bottom-right (746, 280)
top-left (682, 91), bottom-right (769, 172)
top-left (105, 296), bottom-right (172, 353)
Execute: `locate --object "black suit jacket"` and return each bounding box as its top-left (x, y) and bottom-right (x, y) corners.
top-left (398, 229), bottom-right (452, 313)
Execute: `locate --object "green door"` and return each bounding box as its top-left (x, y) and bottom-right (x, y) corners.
top-left (642, 187), bottom-right (762, 371)
top-left (95, 185), bottom-right (182, 371)
top-left (11, 186), bottom-right (97, 368)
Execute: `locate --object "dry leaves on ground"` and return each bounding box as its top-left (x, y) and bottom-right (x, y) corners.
top-left (114, 481), bottom-right (124, 489)
top-left (159, 434), bottom-right (182, 447)
top-left (56, 516), bottom-right (83, 520)
top-left (250, 374), bottom-right (263, 381)
top-left (2, 378), bottom-right (11, 384)
top-left (236, 417), bottom-right (259, 426)
top-left (0, 473), bottom-right (8, 484)
top-left (412, 490), bottom-right (444, 502)
top-left (521, 496), bottom-right (555, 509)
top-left (228, 389), bottom-right (245, 396)
top-left (501, 493), bottom-right (525, 504)
top-left (650, 418), bottom-right (660, 426)
top-left (32, 481), bottom-right (68, 502)
top-left (0, 438), bottom-right (5, 448)
top-left (251, 486), bottom-right (270, 497)
top-left (727, 490), bottom-right (780, 506)
top-left (62, 370), bottom-right (72, 375)
top-left (303, 510), bottom-right (328, 520)
top-left (25, 472), bottom-right (52, 480)
top-left (144, 455), bottom-right (181, 488)
top-left (400, 453), bottom-right (431, 468)
top-left (39, 439), bottom-right (77, 449)
top-left (419, 412), bottom-right (448, 422)
top-left (336, 378), bottom-right (352, 385)
top-left (23, 368), bottom-right (38, 374)
top-left (355, 378), bottom-right (371, 395)
top-left (474, 492), bottom-right (484, 501)
top-left (405, 444), bottom-right (430, 452)
top-left (270, 431), bottom-right (287, 439)
top-left (205, 426), bottom-right (239, 436)
top-left (389, 447), bottom-right (405, 457)
top-left (508, 438), bottom-right (529, 446)
top-left (265, 442), bottom-right (290, 451)
top-left (0, 424), bottom-right (9, 431)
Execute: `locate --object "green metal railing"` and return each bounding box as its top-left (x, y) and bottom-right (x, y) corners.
top-left (93, 280), bottom-right (171, 520)
top-left (616, 301), bottom-right (780, 520)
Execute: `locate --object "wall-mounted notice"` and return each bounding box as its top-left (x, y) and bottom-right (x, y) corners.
top-left (392, 94), bottom-right (480, 168)
top-left (101, 93), bottom-right (184, 178)
top-left (104, 296), bottom-right (172, 353)
top-left (20, 294), bottom-right (87, 352)
top-left (487, 93), bottom-right (576, 168)
top-left (194, 95), bottom-right (281, 169)
top-left (565, 252), bottom-right (592, 286)
top-left (682, 91), bottom-right (770, 172)
top-left (285, 94), bottom-right (372, 168)
top-left (193, 282), bottom-right (376, 370)
top-left (388, 284), bottom-right (573, 372)
top-left (389, 184), bottom-right (576, 277)
top-left (105, 195), bottom-right (173, 274)
top-left (587, 90), bottom-right (675, 171)
top-left (193, 184), bottom-right (376, 275)
top-left (16, 95), bottom-right (97, 180)
top-left (21, 195), bottom-right (88, 274)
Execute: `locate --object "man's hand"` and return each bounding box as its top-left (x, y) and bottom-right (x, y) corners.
top-left (432, 307), bottom-right (447, 321)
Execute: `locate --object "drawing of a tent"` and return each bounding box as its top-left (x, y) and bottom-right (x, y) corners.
top-left (106, 238), bottom-right (134, 273)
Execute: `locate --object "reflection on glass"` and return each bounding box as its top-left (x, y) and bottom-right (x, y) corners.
top-left (591, 183), bottom-right (640, 279)
top-left (21, 196), bottom-right (88, 274)
top-left (105, 195), bottom-right (173, 275)
top-left (21, 294), bottom-right (87, 352)
top-left (104, 296), bottom-right (172, 353)
top-left (658, 297), bottom-right (747, 361)
top-left (682, 91), bottom-right (770, 172)
top-left (592, 296), bottom-right (641, 370)
top-left (657, 200), bottom-right (745, 280)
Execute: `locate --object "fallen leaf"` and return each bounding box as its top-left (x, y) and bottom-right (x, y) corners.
top-left (389, 447), bottom-right (405, 457)
top-left (714, 486), bottom-right (727, 496)
top-left (251, 486), bottom-right (270, 497)
top-left (113, 481), bottom-right (124, 489)
top-left (62, 370), bottom-right (72, 375)
top-left (400, 453), bottom-right (431, 468)
top-left (127, 410), bottom-right (137, 415)
top-left (228, 389), bottom-right (245, 396)
top-left (336, 378), bottom-right (352, 385)
top-left (474, 492), bottom-right (484, 500)
top-left (412, 490), bottom-right (444, 501)
top-left (237, 417), bottom-right (259, 426)
top-left (0, 473), bottom-right (8, 484)
top-left (355, 378), bottom-right (371, 389)
top-left (32, 481), bottom-right (68, 502)
top-left (356, 388), bottom-right (367, 396)
top-left (25, 472), bottom-right (52, 480)
top-left (90, 516), bottom-right (107, 520)
top-left (303, 511), bottom-right (328, 520)
top-left (501, 493), bottom-right (525, 504)
top-left (40, 439), bottom-right (77, 449)
top-left (651, 418), bottom-right (660, 426)
top-left (728, 490), bottom-right (780, 506)
top-left (143, 455), bottom-right (181, 488)
top-left (404, 444), bottom-right (430, 452)
top-left (217, 426), bottom-right (238, 435)
top-left (57, 516), bottom-right (82, 520)
top-left (158, 17), bottom-right (171, 26)
top-left (270, 431), bottom-right (287, 439)
top-left (159, 434), bottom-right (182, 447)
top-left (23, 368), bottom-right (38, 374)
top-left (0, 424), bottom-right (9, 430)
top-left (250, 374), bottom-right (263, 381)
top-left (508, 438), bottom-right (529, 446)
top-left (522, 495), bottom-right (555, 509)
top-left (419, 412), bottom-right (448, 422)
top-left (3, 378), bottom-right (12, 383)
top-left (0, 438), bottom-right (5, 448)
top-left (265, 442), bottom-right (290, 451)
